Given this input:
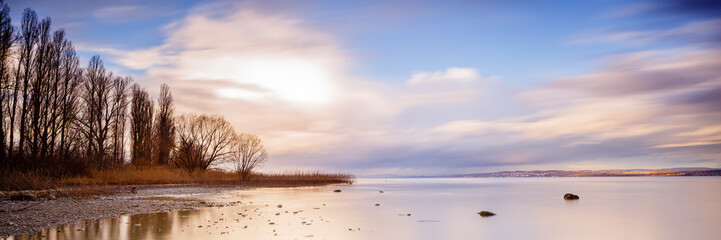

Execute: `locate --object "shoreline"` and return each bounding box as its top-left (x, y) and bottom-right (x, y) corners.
top-left (0, 185), bottom-right (252, 237)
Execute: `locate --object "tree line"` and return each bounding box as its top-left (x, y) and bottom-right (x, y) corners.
top-left (0, 2), bottom-right (267, 179)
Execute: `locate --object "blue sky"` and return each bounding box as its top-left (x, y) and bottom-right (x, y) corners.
top-left (6, 0), bottom-right (720, 175)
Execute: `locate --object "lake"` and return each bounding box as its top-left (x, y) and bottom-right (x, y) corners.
top-left (8, 177), bottom-right (721, 240)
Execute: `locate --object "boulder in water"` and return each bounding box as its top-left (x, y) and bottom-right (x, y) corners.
top-left (563, 193), bottom-right (580, 200)
top-left (478, 211), bottom-right (495, 217)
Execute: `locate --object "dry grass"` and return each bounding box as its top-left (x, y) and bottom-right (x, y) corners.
top-left (1, 167), bottom-right (354, 191)
top-left (0, 170), bottom-right (57, 191)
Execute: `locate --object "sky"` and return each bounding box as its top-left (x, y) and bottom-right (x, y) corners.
top-left (6, 0), bottom-right (721, 176)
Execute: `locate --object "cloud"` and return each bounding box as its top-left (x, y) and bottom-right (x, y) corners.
top-left (568, 18), bottom-right (721, 46)
top-left (549, 48), bottom-right (721, 97)
top-left (90, 4), bottom-right (178, 23)
top-left (603, 2), bottom-right (658, 18)
top-left (407, 67), bottom-right (480, 85)
top-left (93, 5), bottom-right (144, 20)
top-left (433, 47), bottom-right (721, 169)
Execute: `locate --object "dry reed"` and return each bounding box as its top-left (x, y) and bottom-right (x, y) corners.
top-left (2, 167), bottom-right (354, 191)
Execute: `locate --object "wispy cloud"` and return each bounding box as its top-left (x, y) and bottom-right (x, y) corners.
top-left (91, 4), bottom-right (177, 23)
top-left (602, 2), bottom-right (658, 18)
top-left (407, 67), bottom-right (480, 85)
top-left (434, 47), bottom-right (721, 168)
top-left (567, 18), bottom-right (721, 46)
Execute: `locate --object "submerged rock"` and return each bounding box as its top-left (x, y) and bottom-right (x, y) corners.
top-left (478, 211), bottom-right (496, 217)
top-left (563, 193), bottom-right (580, 200)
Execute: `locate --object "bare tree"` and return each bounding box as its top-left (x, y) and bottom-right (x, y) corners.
top-left (28, 17), bottom-right (51, 159)
top-left (57, 41), bottom-right (81, 161)
top-left (155, 83), bottom-right (174, 165)
top-left (173, 114), bottom-right (235, 172)
top-left (0, 0), bottom-right (14, 160)
top-left (230, 134), bottom-right (268, 180)
top-left (78, 55), bottom-right (126, 168)
top-left (12, 8), bottom-right (39, 159)
top-left (45, 29), bottom-right (68, 157)
top-left (109, 76), bottom-right (130, 166)
top-left (130, 84), bottom-right (153, 167)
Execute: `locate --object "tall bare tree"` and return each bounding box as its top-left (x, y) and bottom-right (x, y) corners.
top-left (57, 41), bottom-right (80, 161)
top-left (45, 29), bottom-right (68, 157)
top-left (109, 76), bottom-right (130, 166)
top-left (230, 134), bottom-right (268, 180)
top-left (0, 0), bottom-right (14, 161)
top-left (155, 83), bottom-right (174, 166)
top-left (174, 114), bottom-right (235, 172)
top-left (12, 8), bottom-right (39, 159)
top-left (130, 84), bottom-right (153, 167)
top-left (29, 17), bottom-right (51, 159)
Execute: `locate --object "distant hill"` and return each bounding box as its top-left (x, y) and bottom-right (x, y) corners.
top-left (439, 169), bottom-right (721, 178)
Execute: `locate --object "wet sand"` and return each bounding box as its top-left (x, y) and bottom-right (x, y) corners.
top-left (0, 186), bottom-right (248, 237)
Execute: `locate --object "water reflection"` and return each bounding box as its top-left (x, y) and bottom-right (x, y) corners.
top-left (6, 177), bottom-right (721, 240)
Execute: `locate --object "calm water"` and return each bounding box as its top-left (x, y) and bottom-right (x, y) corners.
top-left (9, 177), bottom-right (721, 240)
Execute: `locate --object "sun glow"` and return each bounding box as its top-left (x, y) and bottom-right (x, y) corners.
top-left (209, 57), bottom-right (335, 105)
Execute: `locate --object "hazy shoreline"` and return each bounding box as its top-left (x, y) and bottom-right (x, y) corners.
top-left (377, 169), bottom-right (721, 178)
top-left (0, 185), bottom-right (249, 237)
